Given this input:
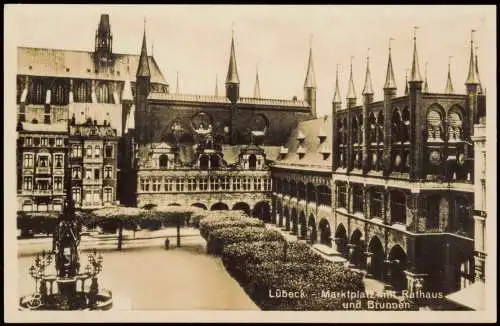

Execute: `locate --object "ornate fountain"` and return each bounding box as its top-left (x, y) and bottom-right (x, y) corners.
top-left (19, 121), bottom-right (113, 310)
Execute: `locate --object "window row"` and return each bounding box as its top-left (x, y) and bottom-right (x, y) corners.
top-left (26, 80), bottom-right (117, 105)
top-left (22, 176), bottom-right (63, 191)
top-left (71, 166), bottom-right (114, 180)
top-left (72, 187), bottom-right (114, 204)
top-left (70, 144), bottom-right (114, 158)
top-left (22, 137), bottom-right (64, 148)
top-left (23, 153), bottom-right (64, 169)
top-left (336, 183), bottom-right (407, 225)
top-left (139, 176), bottom-right (272, 192)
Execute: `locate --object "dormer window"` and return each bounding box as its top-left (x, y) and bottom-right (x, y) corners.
top-left (319, 143), bottom-right (330, 160)
top-left (317, 127), bottom-right (327, 143)
top-left (296, 130), bottom-right (306, 142)
top-left (297, 145), bottom-right (306, 159)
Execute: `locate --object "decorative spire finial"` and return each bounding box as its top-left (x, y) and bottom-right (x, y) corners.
top-left (254, 63), bottom-right (261, 98)
top-left (333, 64), bottom-right (341, 104)
top-left (362, 48), bottom-right (373, 95)
top-left (445, 56), bottom-right (454, 94)
top-left (410, 26), bottom-right (422, 82)
top-left (466, 29), bottom-right (479, 85)
top-left (226, 24), bottom-right (240, 84)
top-left (176, 71), bottom-right (179, 94)
top-left (303, 39), bottom-right (316, 88)
top-left (346, 56), bottom-right (356, 99)
top-left (384, 38), bottom-right (397, 89)
top-left (404, 69), bottom-right (409, 95)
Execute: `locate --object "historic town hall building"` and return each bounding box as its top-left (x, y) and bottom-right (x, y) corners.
top-left (16, 13), bottom-right (487, 301)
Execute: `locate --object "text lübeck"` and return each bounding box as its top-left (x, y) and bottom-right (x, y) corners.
top-left (268, 289), bottom-right (306, 299)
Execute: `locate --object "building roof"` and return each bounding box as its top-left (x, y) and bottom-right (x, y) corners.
top-left (148, 92), bottom-right (310, 109)
top-left (20, 122), bottom-right (68, 133)
top-left (274, 115), bottom-right (332, 171)
top-left (17, 47), bottom-right (167, 84)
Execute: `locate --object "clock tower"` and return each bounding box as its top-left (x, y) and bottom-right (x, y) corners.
top-left (94, 14), bottom-right (113, 68)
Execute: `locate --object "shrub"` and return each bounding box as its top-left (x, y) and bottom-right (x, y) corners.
top-left (206, 227), bottom-right (284, 255)
top-left (200, 217), bottom-right (265, 240)
top-left (241, 261), bottom-right (365, 310)
top-left (222, 241), bottom-right (326, 280)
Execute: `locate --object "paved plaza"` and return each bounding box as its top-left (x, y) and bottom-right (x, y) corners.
top-left (17, 235), bottom-right (259, 310)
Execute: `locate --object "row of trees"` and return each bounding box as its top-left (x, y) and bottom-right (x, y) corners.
top-left (18, 205), bottom-right (206, 250)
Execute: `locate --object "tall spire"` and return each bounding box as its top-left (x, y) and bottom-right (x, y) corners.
top-left (424, 62), bottom-right (429, 92)
top-left (333, 64), bottom-right (341, 104)
top-left (362, 49), bottom-right (373, 95)
top-left (97, 14), bottom-right (111, 36)
top-left (445, 56), bottom-right (454, 94)
top-left (410, 26), bottom-right (422, 82)
top-left (346, 56), bottom-right (356, 99)
top-left (475, 46), bottom-right (483, 93)
top-left (176, 71), bottom-right (179, 94)
top-left (215, 74), bottom-right (219, 96)
top-left (404, 69), bottom-right (409, 95)
top-left (304, 35), bottom-right (316, 88)
top-left (225, 25), bottom-right (240, 84)
top-left (384, 38), bottom-right (397, 89)
top-left (136, 18), bottom-right (151, 77)
top-left (466, 30), bottom-right (479, 85)
top-left (254, 64), bottom-right (261, 98)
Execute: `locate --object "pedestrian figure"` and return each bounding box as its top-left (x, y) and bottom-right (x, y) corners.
top-left (165, 238), bottom-right (170, 250)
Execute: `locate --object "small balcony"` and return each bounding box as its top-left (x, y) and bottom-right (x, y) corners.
top-left (35, 167), bottom-right (51, 174)
top-left (33, 189), bottom-right (52, 196)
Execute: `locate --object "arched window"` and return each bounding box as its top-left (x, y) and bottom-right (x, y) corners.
top-left (370, 188), bottom-right (383, 219)
top-left (448, 111), bottom-right (463, 141)
top-left (75, 80), bottom-right (91, 103)
top-left (210, 155), bottom-right (220, 169)
top-left (390, 190), bottom-right (407, 225)
top-left (352, 184), bottom-right (364, 213)
top-left (368, 112), bottom-right (377, 143)
top-left (392, 109), bottom-right (403, 143)
top-left (427, 109), bottom-right (443, 140)
top-left (377, 112), bottom-right (384, 143)
top-left (30, 79), bottom-right (44, 104)
top-left (248, 154), bottom-right (257, 170)
top-left (426, 195), bottom-right (441, 230)
top-left (402, 107), bottom-right (410, 142)
top-left (159, 154), bottom-right (169, 169)
top-left (97, 83), bottom-right (112, 103)
top-left (200, 155), bottom-right (209, 170)
top-left (53, 84), bottom-right (66, 105)
top-left (352, 117), bottom-right (359, 144)
top-left (337, 183), bottom-right (347, 209)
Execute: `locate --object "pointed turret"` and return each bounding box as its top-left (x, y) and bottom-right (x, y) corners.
top-left (384, 42), bottom-right (397, 90)
top-left (226, 33), bottom-right (240, 84)
top-left (136, 22), bottom-right (151, 78)
top-left (445, 57), bottom-right (454, 94)
top-left (225, 29), bottom-right (240, 103)
top-left (362, 52), bottom-right (374, 95)
top-left (410, 27), bottom-right (422, 82)
top-left (466, 34), bottom-right (479, 85)
top-left (98, 14), bottom-right (111, 35)
top-left (423, 62), bottom-right (429, 93)
top-left (215, 75), bottom-right (219, 96)
top-left (404, 70), bottom-right (409, 95)
top-left (346, 57), bottom-right (356, 98)
top-left (475, 47), bottom-right (483, 94)
top-left (303, 37), bottom-right (317, 117)
top-left (253, 66), bottom-right (261, 98)
top-left (333, 65), bottom-right (342, 111)
top-left (176, 72), bottom-right (180, 94)
top-left (304, 47), bottom-right (316, 89)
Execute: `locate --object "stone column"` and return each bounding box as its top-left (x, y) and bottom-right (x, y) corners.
top-left (384, 190), bottom-right (391, 225)
top-left (347, 183), bottom-right (353, 214)
top-left (383, 259), bottom-right (394, 292)
top-left (68, 79), bottom-right (74, 104)
top-left (91, 80), bottom-right (97, 103)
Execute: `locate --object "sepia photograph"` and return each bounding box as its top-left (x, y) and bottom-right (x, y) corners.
top-left (4, 4), bottom-right (496, 323)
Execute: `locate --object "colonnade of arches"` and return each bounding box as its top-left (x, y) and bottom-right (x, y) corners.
top-left (184, 200), bottom-right (272, 221)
